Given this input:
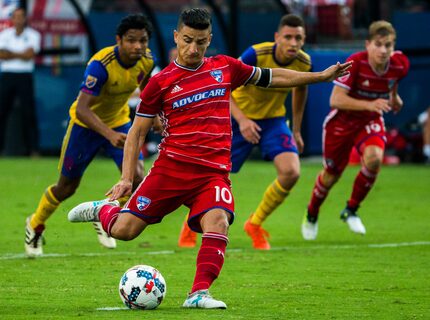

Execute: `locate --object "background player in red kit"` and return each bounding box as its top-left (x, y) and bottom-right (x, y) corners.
top-left (68, 8), bottom-right (351, 308)
top-left (302, 21), bottom-right (409, 241)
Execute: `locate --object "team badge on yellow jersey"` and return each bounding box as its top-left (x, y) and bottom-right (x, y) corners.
top-left (85, 75), bottom-right (98, 88)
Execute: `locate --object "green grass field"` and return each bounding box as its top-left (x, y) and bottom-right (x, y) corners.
top-left (0, 157), bottom-right (429, 319)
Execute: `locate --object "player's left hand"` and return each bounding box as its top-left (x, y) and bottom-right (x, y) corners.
top-left (106, 179), bottom-right (133, 200)
top-left (321, 61), bottom-right (353, 82)
top-left (293, 132), bottom-right (304, 154)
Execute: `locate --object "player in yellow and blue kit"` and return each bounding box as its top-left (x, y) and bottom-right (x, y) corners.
top-left (178, 14), bottom-right (312, 249)
top-left (24, 14), bottom-right (155, 258)
top-left (235, 15), bottom-right (311, 249)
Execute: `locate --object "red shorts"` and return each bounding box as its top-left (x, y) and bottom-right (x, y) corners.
top-left (323, 111), bottom-right (386, 175)
top-left (122, 155), bottom-right (235, 233)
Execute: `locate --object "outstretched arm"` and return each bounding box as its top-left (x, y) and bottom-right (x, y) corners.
top-left (249, 61), bottom-right (352, 88)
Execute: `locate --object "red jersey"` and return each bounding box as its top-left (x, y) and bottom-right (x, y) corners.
top-left (136, 55), bottom-right (256, 171)
top-left (331, 50), bottom-right (409, 123)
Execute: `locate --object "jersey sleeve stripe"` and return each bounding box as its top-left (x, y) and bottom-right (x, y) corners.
top-left (101, 55), bottom-right (116, 67)
top-left (255, 49), bottom-right (273, 56)
top-left (136, 112), bottom-right (156, 118)
top-left (333, 80), bottom-right (351, 90)
top-left (100, 51), bottom-right (115, 64)
top-left (243, 67), bottom-right (257, 86)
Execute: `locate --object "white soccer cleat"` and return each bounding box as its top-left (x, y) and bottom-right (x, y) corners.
top-left (301, 217), bottom-right (318, 241)
top-left (341, 208), bottom-right (366, 235)
top-left (25, 216), bottom-right (45, 258)
top-left (182, 290), bottom-right (227, 309)
top-left (345, 215), bottom-right (366, 234)
top-left (68, 199), bottom-right (119, 223)
top-left (92, 222), bottom-right (117, 249)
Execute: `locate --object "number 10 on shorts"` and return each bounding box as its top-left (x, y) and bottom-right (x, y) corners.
top-left (214, 186), bottom-right (232, 204)
top-left (365, 122), bottom-right (382, 134)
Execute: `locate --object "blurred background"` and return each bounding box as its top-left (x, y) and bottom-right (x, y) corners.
top-left (1, 0), bottom-right (429, 162)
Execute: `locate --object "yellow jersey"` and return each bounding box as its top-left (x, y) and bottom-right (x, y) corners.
top-left (69, 45), bottom-right (154, 128)
top-left (232, 42), bottom-right (311, 120)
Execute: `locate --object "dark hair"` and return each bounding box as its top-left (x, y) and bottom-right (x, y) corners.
top-left (278, 14), bottom-right (304, 30)
top-left (177, 8), bottom-right (212, 31)
top-left (116, 14), bottom-right (153, 38)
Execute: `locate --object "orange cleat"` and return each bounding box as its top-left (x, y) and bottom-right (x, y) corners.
top-left (178, 220), bottom-right (197, 248)
top-left (243, 218), bottom-right (271, 250)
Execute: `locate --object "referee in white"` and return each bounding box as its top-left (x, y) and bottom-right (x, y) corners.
top-left (0, 7), bottom-right (41, 156)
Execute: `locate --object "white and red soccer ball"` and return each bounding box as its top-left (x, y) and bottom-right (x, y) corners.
top-left (119, 264), bottom-right (166, 310)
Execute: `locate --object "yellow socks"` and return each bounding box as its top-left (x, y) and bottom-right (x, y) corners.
top-left (250, 179), bottom-right (290, 225)
top-left (117, 195), bottom-right (130, 207)
top-left (30, 185), bottom-right (60, 229)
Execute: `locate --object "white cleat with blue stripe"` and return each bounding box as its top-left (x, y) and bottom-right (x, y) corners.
top-left (182, 290), bottom-right (227, 309)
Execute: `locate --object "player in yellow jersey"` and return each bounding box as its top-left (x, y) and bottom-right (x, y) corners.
top-left (24, 14), bottom-right (155, 258)
top-left (178, 14), bottom-right (311, 249)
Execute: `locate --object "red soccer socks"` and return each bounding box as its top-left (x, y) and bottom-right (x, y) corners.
top-left (191, 232), bottom-right (228, 293)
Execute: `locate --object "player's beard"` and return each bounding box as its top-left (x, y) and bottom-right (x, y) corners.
top-left (129, 52), bottom-right (143, 62)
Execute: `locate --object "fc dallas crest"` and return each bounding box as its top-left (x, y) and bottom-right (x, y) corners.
top-left (210, 70), bottom-right (223, 83)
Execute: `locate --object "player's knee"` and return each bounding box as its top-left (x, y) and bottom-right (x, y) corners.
top-left (363, 152), bottom-right (383, 171)
top-left (201, 211), bottom-right (229, 234)
top-left (279, 167), bottom-right (300, 186)
top-left (213, 215), bottom-right (229, 234)
top-left (52, 183), bottom-right (77, 201)
top-left (364, 157), bottom-right (382, 171)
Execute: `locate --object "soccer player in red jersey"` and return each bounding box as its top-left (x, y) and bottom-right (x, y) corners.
top-left (68, 8), bottom-right (351, 308)
top-left (302, 21), bottom-right (410, 240)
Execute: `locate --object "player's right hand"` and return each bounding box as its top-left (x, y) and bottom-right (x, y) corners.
top-left (321, 61), bottom-right (353, 82)
top-left (106, 179), bottom-right (133, 200)
top-left (108, 131), bottom-right (127, 148)
top-left (367, 98), bottom-right (392, 114)
top-left (239, 118), bottom-right (261, 144)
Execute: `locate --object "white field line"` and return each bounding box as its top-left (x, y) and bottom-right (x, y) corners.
top-left (96, 307), bottom-right (129, 311)
top-left (1, 241), bottom-right (429, 261)
top-left (0, 250), bottom-right (175, 260)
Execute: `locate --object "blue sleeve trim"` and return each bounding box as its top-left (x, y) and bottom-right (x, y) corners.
top-left (79, 60), bottom-right (108, 96)
top-left (240, 46), bottom-right (257, 66)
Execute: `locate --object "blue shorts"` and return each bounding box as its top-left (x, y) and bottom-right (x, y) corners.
top-left (231, 117), bottom-right (298, 173)
top-left (59, 121), bottom-right (142, 179)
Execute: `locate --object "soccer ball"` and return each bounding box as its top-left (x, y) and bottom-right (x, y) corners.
top-left (119, 264), bottom-right (167, 310)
